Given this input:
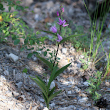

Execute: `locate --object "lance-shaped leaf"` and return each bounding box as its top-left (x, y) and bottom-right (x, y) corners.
top-left (30, 76), bottom-right (48, 99)
top-left (54, 63), bottom-right (71, 78)
top-left (35, 75), bottom-right (48, 91)
top-left (48, 87), bottom-right (55, 97)
top-left (36, 55), bottom-right (53, 71)
top-left (40, 30), bottom-right (57, 36)
top-left (59, 34), bottom-right (84, 44)
top-left (42, 92), bottom-right (48, 107)
top-left (48, 90), bottom-right (62, 102)
top-left (47, 65), bottom-right (58, 90)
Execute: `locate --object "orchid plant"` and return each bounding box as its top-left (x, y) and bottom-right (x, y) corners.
top-left (30, 5), bottom-right (83, 109)
top-left (30, 5), bottom-right (70, 109)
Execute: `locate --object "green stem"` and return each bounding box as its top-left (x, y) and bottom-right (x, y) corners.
top-left (52, 43), bottom-right (59, 68)
top-left (52, 11), bottom-right (62, 69)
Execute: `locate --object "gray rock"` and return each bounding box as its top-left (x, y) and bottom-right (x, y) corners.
top-left (46, 1), bottom-right (54, 9)
top-left (67, 91), bottom-right (72, 95)
top-left (86, 103), bottom-right (91, 107)
top-left (58, 105), bottom-right (76, 110)
top-left (83, 81), bottom-right (90, 87)
top-left (4, 70), bottom-right (9, 76)
top-left (62, 48), bottom-right (67, 54)
top-left (0, 75), bottom-right (6, 81)
top-left (78, 97), bottom-right (88, 103)
top-left (8, 53), bottom-right (19, 62)
top-left (46, 79), bottom-right (55, 90)
top-left (15, 73), bottom-right (23, 81)
top-left (16, 82), bottom-right (23, 88)
top-left (49, 102), bottom-right (55, 108)
top-left (6, 90), bottom-right (12, 97)
top-left (39, 98), bottom-right (45, 102)
top-left (43, 107), bottom-right (49, 110)
top-left (12, 91), bottom-right (19, 97)
top-left (34, 8), bottom-right (41, 13)
top-left (0, 82), bottom-right (3, 86)
top-left (77, 63), bottom-right (82, 68)
top-left (34, 14), bottom-right (43, 22)
top-left (40, 103), bottom-right (44, 108)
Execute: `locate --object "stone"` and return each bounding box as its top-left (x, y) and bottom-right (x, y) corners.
top-left (58, 105), bottom-right (76, 110)
top-left (16, 82), bottom-right (23, 88)
top-left (6, 90), bottom-right (12, 97)
top-left (86, 103), bottom-right (91, 107)
top-left (77, 63), bottom-right (82, 68)
top-left (43, 107), bottom-right (49, 110)
top-left (50, 81), bottom-right (55, 90)
top-left (83, 81), bottom-right (90, 87)
top-left (40, 103), bottom-right (44, 108)
top-left (39, 98), bottom-right (45, 102)
top-left (62, 48), bottom-right (67, 54)
top-left (0, 82), bottom-right (3, 86)
top-left (78, 97), bottom-right (88, 103)
top-left (67, 91), bottom-right (72, 94)
top-left (15, 73), bottom-right (23, 81)
top-left (32, 106), bottom-right (38, 110)
top-left (46, 1), bottom-right (54, 9)
top-left (4, 70), bottom-right (9, 76)
top-left (1, 75), bottom-right (6, 81)
top-left (34, 8), bottom-right (41, 13)
top-left (49, 102), bottom-right (55, 108)
top-left (8, 53), bottom-right (19, 62)
top-left (12, 91), bottom-right (19, 97)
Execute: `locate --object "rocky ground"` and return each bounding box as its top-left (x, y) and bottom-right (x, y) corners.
top-left (0, 0), bottom-right (110, 110)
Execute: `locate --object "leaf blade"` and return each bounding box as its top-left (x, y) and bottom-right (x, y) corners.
top-left (36, 55), bottom-right (53, 71)
top-left (59, 34), bottom-right (84, 44)
top-left (48, 90), bottom-right (62, 102)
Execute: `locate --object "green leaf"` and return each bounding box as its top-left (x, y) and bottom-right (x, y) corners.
top-left (47, 65), bottom-right (58, 90)
top-left (29, 39), bottom-right (34, 45)
top-left (14, 5), bottom-right (17, 10)
top-left (25, 6), bottom-right (29, 9)
top-left (48, 90), bottom-right (62, 102)
top-left (8, 6), bottom-right (11, 11)
top-left (22, 68), bottom-right (28, 73)
top-left (0, 3), bottom-right (4, 10)
top-left (14, 39), bottom-right (20, 45)
top-left (47, 49), bottom-right (50, 51)
top-left (42, 92), bottom-right (48, 106)
top-left (59, 34), bottom-right (84, 44)
top-left (27, 53), bottom-right (33, 58)
top-left (36, 55), bottom-right (53, 71)
top-left (33, 51), bottom-right (39, 55)
top-left (30, 76), bottom-right (48, 99)
top-left (26, 47), bottom-right (34, 50)
top-left (55, 63), bottom-right (71, 78)
top-left (48, 87), bottom-right (55, 97)
top-left (43, 51), bottom-right (47, 56)
top-left (36, 31), bottom-right (41, 35)
top-left (35, 75), bottom-right (47, 89)
top-left (24, 38), bottom-right (28, 44)
top-left (20, 47), bottom-right (25, 51)
top-left (40, 30), bottom-right (57, 36)
top-left (16, 1), bottom-right (21, 4)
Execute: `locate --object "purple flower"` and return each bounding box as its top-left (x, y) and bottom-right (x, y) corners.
top-left (57, 18), bottom-right (66, 25)
top-left (62, 22), bottom-right (69, 27)
top-left (50, 26), bottom-right (57, 33)
top-left (61, 7), bottom-right (64, 12)
top-left (57, 11), bottom-right (59, 16)
top-left (56, 34), bottom-right (63, 42)
top-left (57, 18), bottom-right (69, 27)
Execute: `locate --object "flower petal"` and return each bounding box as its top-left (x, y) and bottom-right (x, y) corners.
top-left (57, 34), bottom-right (63, 42)
top-left (50, 26), bottom-right (57, 33)
top-left (57, 11), bottom-right (59, 16)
